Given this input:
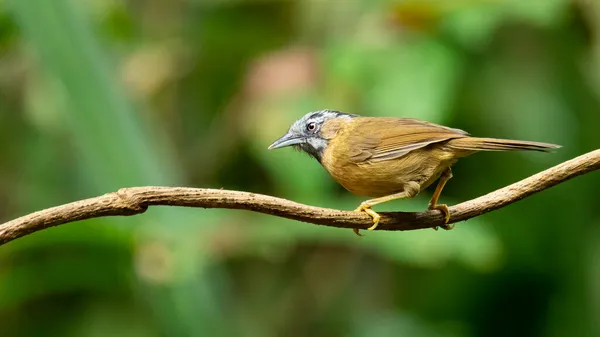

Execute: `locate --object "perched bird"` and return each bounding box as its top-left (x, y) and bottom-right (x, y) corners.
top-left (268, 110), bottom-right (560, 235)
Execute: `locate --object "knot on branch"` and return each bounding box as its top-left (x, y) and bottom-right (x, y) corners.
top-left (115, 188), bottom-right (148, 214)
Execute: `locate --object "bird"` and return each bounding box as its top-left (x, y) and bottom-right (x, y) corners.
top-left (268, 110), bottom-right (560, 235)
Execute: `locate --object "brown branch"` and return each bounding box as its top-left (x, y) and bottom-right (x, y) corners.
top-left (0, 150), bottom-right (598, 246)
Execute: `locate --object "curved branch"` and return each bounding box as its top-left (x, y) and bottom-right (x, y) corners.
top-left (0, 150), bottom-right (598, 246)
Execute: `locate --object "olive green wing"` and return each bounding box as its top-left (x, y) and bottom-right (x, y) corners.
top-left (347, 117), bottom-right (469, 163)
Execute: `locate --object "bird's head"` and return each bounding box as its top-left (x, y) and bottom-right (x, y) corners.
top-left (268, 109), bottom-right (356, 161)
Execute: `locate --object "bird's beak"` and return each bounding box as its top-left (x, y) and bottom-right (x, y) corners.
top-left (268, 132), bottom-right (305, 150)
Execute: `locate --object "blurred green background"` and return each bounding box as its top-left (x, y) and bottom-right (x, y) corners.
top-left (0, 0), bottom-right (598, 336)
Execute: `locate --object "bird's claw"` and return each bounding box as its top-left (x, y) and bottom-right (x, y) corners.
top-left (429, 203), bottom-right (453, 231)
top-left (353, 203), bottom-right (381, 236)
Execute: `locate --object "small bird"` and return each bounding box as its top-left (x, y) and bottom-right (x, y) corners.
top-left (268, 110), bottom-right (560, 235)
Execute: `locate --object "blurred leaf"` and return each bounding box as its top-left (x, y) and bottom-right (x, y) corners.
top-left (390, 0), bottom-right (450, 32)
top-left (502, 0), bottom-right (568, 27)
top-left (444, 0), bottom-right (569, 49)
top-left (326, 38), bottom-right (463, 122)
top-left (390, 0), bottom-right (501, 33)
top-left (351, 311), bottom-right (454, 337)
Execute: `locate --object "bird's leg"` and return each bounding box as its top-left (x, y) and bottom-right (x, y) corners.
top-left (353, 181), bottom-right (420, 235)
top-left (428, 167), bottom-right (453, 230)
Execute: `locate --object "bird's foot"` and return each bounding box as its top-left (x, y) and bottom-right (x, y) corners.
top-left (353, 203), bottom-right (381, 236)
top-left (428, 203), bottom-right (453, 231)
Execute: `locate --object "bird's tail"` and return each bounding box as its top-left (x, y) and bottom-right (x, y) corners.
top-left (447, 137), bottom-right (560, 152)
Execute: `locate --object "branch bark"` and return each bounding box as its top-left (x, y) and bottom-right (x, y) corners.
top-left (1, 150), bottom-right (598, 246)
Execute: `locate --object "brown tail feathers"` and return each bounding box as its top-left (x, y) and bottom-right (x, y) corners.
top-left (448, 137), bottom-right (560, 152)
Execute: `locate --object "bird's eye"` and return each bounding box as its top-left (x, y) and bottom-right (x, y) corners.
top-left (306, 122), bottom-right (317, 132)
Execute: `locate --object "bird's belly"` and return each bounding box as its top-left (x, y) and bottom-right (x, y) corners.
top-left (326, 149), bottom-right (457, 197)
top-left (340, 174), bottom-right (406, 197)
top-left (332, 166), bottom-right (418, 197)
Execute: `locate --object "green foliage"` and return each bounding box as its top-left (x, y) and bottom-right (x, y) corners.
top-left (0, 0), bottom-right (598, 336)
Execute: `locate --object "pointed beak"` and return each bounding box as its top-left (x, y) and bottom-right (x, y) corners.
top-left (268, 132), bottom-right (305, 150)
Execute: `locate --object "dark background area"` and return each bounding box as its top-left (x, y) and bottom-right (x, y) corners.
top-left (0, 0), bottom-right (598, 336)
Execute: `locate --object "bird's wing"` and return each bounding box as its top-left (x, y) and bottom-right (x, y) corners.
top-left (346, 117), bottom-right (469, 163)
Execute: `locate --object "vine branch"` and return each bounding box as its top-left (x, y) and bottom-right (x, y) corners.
top-left (0, 150), bottom-right (598, 246)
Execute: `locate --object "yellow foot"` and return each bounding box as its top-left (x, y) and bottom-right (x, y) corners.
top-left (429, 204), bottom-right (454, 231)
top-left (353, 203), bottom-right (381, 236)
